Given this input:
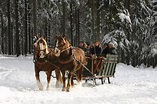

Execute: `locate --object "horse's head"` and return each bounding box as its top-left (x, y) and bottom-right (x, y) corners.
top-left (54, 35), bottom-right (71, 57)
top-left (34, 35), bottom-right (49, 59)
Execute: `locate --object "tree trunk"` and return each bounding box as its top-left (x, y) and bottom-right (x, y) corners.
top-left (25, 0), bottom-right (28, 55)
top-left (132, 55), bottom-right (136, 67)
top-left (154, 55), bottom-right (157, 68)
top-left (48, 21), bottom-right (51, 46)
top-left (15, 0), bottom-right (20, 56)
top-left (121, 50), bottom-right (125, 63)
top-left (33, 0), bottom-right (37, 36)
top-left (1, 13), bottom-right (4, 54)
top-left (125, 0), bottom-right (130, 12)
top-left (91, 0), bottom-right (95, 41)
top-left (28, 2), bottom-right (31, 54)
top-left (11, 23), bottom-right (14, 54)
top-left (44, 20), bottom-right (48, 39)
top-left (96, 0), bottom-right (100, 41)
top-left (70, 2), bottom-right (73, 46)
top-left (125, 0), bottom-right (131, 65)
top-left (7, 0), bottom-right (11, 55)
top-left (78, 9), bottom-right (80, 46)
top-left (75, 8), bottom-right (80, 46)
top-left (62, 0), bottom-right (65, 35)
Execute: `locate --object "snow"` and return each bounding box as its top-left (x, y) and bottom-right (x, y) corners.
top-left (0, 55), bottom-right (157, 104)
top-left (151, 48), bottom-right (157, 55)
top-left (118, 13), bottom-right (132, 24)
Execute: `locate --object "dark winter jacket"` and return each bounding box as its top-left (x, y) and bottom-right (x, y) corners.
top-left (101, 47), bottom-right (109, 58)
top-left (90, 46), bottom-right (102, 55)
top-left (108, 47), bottom-right (116, 55)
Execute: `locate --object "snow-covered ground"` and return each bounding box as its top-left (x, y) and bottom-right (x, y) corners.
top-left (0, 55), bottom-right (157, 104)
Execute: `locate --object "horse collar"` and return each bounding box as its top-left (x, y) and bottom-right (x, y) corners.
top-left (57, 47), bottom-right (74, 64)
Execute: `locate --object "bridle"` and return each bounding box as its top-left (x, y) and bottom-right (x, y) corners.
top-left (34, 37), bottom-right (49, 61)
top-left (54, 38), bottom-right (71, 56)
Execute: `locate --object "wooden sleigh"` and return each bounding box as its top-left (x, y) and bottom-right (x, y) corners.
top-left (82, 54), bottom-right (118, 85)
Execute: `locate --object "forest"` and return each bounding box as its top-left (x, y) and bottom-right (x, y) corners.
top-left (0, 0), bottom-right (157, 67)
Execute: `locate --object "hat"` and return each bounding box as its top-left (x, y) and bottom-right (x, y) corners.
top-left (109, 42), bottom-right (114, 47)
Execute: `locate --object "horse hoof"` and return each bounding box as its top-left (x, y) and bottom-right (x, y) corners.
top-left (62, 88), bottom-right (66, 91)
top-left (46, 87), bottom-right (51, 91)
top-left (66, 89), bottom-right (69, 92)
top-left (66, 88), bottom-right (70, 92)
top-left (56, 82), bottom-right (60, 88)
top-left (39, 88), bottom-right (43, 91)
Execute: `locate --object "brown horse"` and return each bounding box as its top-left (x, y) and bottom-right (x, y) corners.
top-left (33, 35), bottom-right (62, 90)
top-left (53, 35), bottom-right (87, 92)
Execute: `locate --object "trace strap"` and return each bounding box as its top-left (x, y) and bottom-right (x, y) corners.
top-left (71, 46), bottom-right (95, 77)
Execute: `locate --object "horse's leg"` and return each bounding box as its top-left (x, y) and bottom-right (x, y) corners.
top-left (79, 66), bottom-right (83, 81)
top-left (76, 67), bottom-right (83, 82)
top-left (46, 70), bottom-right (52, 90)
top-left (35, 70), bottom-right (43, 90)
top-left (61, 71), bottom-right (66, 91)
top-left (55, 69), bottom-right (62, 87)
top-left (67, 72), bottom-right (72, 92)
top-left (71, 75), bottom-right (74, 87)
top-left (76, 71), bottom-right (79, 82)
